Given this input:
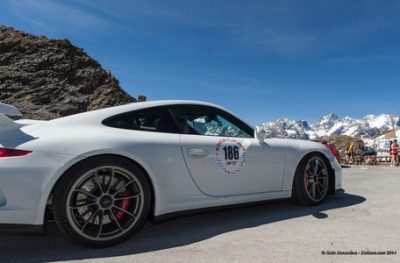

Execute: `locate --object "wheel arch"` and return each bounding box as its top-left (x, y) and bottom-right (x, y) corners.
top-left (292, 151), bottom-right (335, 195)
top-left (43, 153), bottom-right (157, 225)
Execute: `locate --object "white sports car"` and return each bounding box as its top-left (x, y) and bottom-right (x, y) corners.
top-left (0, 100), bottom-right (342, 247)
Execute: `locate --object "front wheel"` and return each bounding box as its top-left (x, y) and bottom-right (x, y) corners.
top-left (292, 154), bottom-right (330, 206)
top-left (53, 156), bottom-right (151, 248)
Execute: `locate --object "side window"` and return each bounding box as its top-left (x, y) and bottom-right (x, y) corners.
top-left (170, 106), bottom-right (253, 138)
top-left (102, 107), bottom-right (179, 133)
top-left (131, 111), bottom-right (161, 131)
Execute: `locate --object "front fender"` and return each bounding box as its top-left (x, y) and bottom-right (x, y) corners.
top-left (280, 140), bottom-right (339, 192)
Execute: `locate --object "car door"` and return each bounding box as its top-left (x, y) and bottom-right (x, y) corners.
top-left (169, 105), bottom-right (285, 197)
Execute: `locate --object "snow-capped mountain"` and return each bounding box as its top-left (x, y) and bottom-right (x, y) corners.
top-left (262, 118), bottom-right (311, 139)
top-left (261, 113), bottom-right (399, 139)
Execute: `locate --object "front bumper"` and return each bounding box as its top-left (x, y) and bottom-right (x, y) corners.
top-left (330, 157), bottom-right (343, 190)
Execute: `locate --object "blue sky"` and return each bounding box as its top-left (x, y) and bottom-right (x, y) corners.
top-left (1, 0), bottom-right (399, 125)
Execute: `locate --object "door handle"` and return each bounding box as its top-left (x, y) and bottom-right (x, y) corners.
top-left (187, 148), bottom-right (209, 158)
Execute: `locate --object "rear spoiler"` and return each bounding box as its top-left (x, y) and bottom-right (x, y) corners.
top-left (0, 103), bottom-right (22, 117)
top-left (0, 103), bottom-right (22, 132)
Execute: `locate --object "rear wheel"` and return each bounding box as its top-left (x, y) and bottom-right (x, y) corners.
top-left (53, 156), bottom-right (151, 248)
top-left (292, 154), bottom-right (330, 206)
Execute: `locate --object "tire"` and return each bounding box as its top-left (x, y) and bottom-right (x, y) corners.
top-left (53, 156), bottom-right (151, 248)
top-left (292, 153), bottom-right (330, 206)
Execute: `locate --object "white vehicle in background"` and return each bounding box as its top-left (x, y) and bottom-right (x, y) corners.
top-left (0, 101), bottom-right (342, 247)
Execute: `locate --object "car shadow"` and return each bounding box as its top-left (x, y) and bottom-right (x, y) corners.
top-left (0, 192), bottom-right (365, 262)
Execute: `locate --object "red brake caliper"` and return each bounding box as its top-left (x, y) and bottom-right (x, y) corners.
top-left (115, 190), bottom-right (132, 221)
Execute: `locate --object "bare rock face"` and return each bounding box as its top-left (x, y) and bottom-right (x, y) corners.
top-left (0, 25), bottom-right (136, 120)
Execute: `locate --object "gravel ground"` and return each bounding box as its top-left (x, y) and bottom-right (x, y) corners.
top-left (1, 166), bottom-right (399, 263)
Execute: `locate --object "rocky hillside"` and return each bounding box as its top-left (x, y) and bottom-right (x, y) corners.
top-left (0, 25), bottom-right (135, 120)
top-left (261, 113), bottom-right (400, 139)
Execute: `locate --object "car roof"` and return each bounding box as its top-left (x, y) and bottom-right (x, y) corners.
top-left (44, 100), bottom-right (249, 128)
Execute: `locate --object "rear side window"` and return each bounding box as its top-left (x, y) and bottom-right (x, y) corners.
top-left (102, 107), bottom-right (179, 133)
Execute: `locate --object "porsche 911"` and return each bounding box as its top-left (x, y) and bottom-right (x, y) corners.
top-left (0, 100), bottom-right (342, 247)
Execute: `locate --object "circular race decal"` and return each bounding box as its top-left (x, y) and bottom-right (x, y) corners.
top-left (215, 138), bottom-right (248, 176)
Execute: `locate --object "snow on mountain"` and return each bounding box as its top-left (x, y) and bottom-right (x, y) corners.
top-left (262, 118), bottom-right (311, 139)
top-left (261, 113), bottom-right (399, 140)
top-left (363, 114), bottom-right (394, 130)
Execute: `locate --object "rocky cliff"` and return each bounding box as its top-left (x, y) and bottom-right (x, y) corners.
top-left (0, 25), bottom-right (135, 120)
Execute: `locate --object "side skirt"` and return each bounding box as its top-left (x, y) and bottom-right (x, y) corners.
top-left (151, 198), bottom-right (290, 223)
top-left (0, 224), bottom-right (45, 234)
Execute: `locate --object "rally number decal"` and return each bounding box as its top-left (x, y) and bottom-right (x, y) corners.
top-left (216, 138), bottom-right (247, 176)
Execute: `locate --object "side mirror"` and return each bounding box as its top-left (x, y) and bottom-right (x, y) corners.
top-left (255, 125), bottom-right (266, 143)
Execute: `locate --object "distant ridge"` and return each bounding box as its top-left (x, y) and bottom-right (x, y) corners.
top-left (261, 113), bottom-right (400, 139)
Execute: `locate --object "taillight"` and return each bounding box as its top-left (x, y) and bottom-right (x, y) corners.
top-left (0, 148), bottom-right (32, 158)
